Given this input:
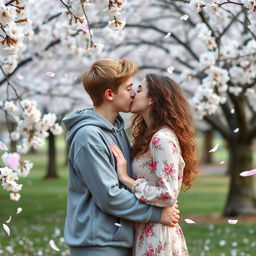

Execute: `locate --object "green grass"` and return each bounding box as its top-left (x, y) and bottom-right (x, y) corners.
top-left (1, 141), bottom-right (256, 255)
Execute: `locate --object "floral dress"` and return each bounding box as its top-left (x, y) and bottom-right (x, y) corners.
top-left (131, 128), bottom-right (189, 256)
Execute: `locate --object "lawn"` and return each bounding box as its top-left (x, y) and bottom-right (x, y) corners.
top-left (1, 150), bottom-right (256, 255)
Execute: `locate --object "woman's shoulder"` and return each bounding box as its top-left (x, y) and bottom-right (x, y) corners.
top-left (153, 127), bottom-right (177, 139)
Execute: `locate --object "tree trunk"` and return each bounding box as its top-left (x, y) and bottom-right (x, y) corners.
top-left (223, 142), bottom-right (256, 216)
top-left (202, 129), bottom-right (214, 164)
top-left (45, 131), bottom-right (58, 179)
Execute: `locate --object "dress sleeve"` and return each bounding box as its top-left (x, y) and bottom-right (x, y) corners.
top-left (132, 131), bottom-right (182, 207)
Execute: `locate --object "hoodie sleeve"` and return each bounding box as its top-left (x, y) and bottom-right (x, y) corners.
top-left (74, 143), bottom-right (162, 223)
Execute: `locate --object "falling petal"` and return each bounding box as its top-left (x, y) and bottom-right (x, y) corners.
top-left (7, 153), bottom-right (20, 170)
top-left (64, 73), bottom-right (68, 79)
top-left (78, 24), bottom-right (88, 33)
top-left (16, 74), bottom-right (24, 80)
top-left (115, 223), bottom-right (122, 227)
top-left (46, 72), bottom-right (56, 78)
top-left (234, 128), bottom-right (239, 133)
top-left (0, 141), bottom-right (8, 151)
top-left (209, 144), bottom-right (219, 153)
top-left (185, 218), bottom-right (196, 224)
top-left (3, 224), bottom-right (10, 236)
top-left (228, 219), bottom-right (238, 224)
top-left (220, 161), bottom-right (225, 164)
top-left (180, 15), bottom-right (189, 21)
top-left (240, 169), bottom-right (256, 177)
top-left (49, 240), bottom-right (60, 252)
top-left (167, 66), bottom-right (175, 74)
top-left (16, 208), bottom-right (22, 214)
top-left (230, 109), bottom-right (235, 114)
top-left (6, 216), bottom-right (12, 224)
top-left (164, 32), bottom-right (172, 39)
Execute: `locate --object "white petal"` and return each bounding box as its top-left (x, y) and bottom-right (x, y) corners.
top-left (240, 169), bottom-right (256, 177)
top-left (115, 223), bottom-right (122, 227)
top-left (3, 224), bottom-right (10, 236)
top-left (209, 144), bottom-right (219, 153)
top-left (167, 66), bottom-right (175, 74)
top-left (180, 14), bottom-right (189, 21)
top-left (6, 216), bottom-right (12, 224)
top-left (228, 219), bottom-right (238, 224)
top-left (230, 109), bottom-right (235, 114)
top-left (0, 141), bottom-right (8, 151)
top-left (164, 32), bottom-right (172, 39)
top-left (233, 128), bottom-right (239, 133)
top-left (185, 218), bottom-right (196, 224)
top-left (16, 207), bottom-right (22, 214)
top-left (49, 240), bottom-right (60, 252)
top-left (219, 161), bottom-right (225, 164)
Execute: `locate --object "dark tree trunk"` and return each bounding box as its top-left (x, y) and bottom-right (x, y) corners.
top-left (223, 142), bottom-right (256, 216)
top-left (45, 131), bottom-right (58, 179)
top-left (202, 129), bottom-right (214, 164)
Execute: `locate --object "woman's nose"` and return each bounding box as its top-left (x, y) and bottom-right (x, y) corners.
top-left (131, 89), bottom-right (136, 97)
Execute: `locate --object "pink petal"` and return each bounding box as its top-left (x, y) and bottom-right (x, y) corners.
top-left (0, 141), bottom-right (8, 151)
top-left (46, 72), bottom-right (56, 78)
top-left (3, 223), bottom-right (10, 236)
top-left (180, 15), bottom-right (189, 21)
top-left (240, 169), bottom-right (256, 177)
top-left (167, 66), bottom-right (175, 74)
top-left (209, 144), bottom-right (219, 153)
top-left (7, 153), bottom-right (20, 171)
top-left (164, 32), bottom-right (172, 39)
top-left (185, 218), bottom-right (196, 224)
top-left (49, 240), bottom-right (60, 251)
top-left (79, 24), bottom-right (88, 33)
top-left (228, 219), bottom-right (238, 224)
top-left (115, 223), bottom-right (122, 227)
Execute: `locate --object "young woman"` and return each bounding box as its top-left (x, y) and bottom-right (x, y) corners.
top-left (111, 73), bottom-right (198, 256)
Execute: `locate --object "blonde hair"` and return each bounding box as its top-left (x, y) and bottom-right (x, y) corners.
top-left (81, 58), bottom-right (138, 106)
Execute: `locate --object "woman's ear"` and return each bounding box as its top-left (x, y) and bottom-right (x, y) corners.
top-left (104, 89), bottom-right (113, 101)
top-left (148, 98), bottom-right (153, 106)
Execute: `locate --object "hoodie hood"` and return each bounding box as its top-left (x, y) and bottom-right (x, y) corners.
top-left (62, 108), bottom-right (124, 145)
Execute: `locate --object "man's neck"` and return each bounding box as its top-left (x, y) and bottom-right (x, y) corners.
top-left (94, 104), bottom-right (119, 125)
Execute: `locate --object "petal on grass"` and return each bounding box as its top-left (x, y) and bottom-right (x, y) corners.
top-left (115, 223), bottom-right (122, 227)
top-left (3, 224), bottom-right (10, 236)
top-left (49, 240), bottom-right (60, 252)
top-left (185, 218), bottom-right (196, 224)
top-left (240, 169), bottom-right (256, 177)
top-left (228, 219), bottom-right (238, 224)
top-left (0, 141), bottom-right (8, 151)
top-left (16, 208), bottom-right (22, 214)
top-left (6, 216), bottom-right (12, 224)
top-left (209, 144), bottom-right (219, 153)
top-left (46, 72), bottom-right (56, 78)
top-left (167, 66), bottom-right (175, 74)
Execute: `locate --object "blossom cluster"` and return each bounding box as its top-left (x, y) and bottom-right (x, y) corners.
top-left (2, 99), bottom-right (63, 154)
top-left (0, 0), bottom-right (33, 74)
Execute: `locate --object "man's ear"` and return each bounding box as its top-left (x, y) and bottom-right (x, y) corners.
top-left (104, 89), bottom-right (114, 101)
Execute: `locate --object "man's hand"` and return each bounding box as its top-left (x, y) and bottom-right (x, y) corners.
top-left (160, 204), bottom-right (180, 227)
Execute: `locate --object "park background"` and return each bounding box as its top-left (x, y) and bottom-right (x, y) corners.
top-left (1, 0), bottom-right (256, 255)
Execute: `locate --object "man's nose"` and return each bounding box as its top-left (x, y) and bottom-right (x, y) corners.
top-left (131, 89), bottom-right (136, 98)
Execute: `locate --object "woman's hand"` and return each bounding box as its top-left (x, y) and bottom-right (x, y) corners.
top-left (110, 143), bottom-right (128, 181)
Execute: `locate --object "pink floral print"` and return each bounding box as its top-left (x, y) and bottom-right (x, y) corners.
top-left (132, 128), bottom-right (188, 256)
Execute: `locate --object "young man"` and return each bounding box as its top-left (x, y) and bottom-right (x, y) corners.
top-left (63, 58), bottom-right (180, 256)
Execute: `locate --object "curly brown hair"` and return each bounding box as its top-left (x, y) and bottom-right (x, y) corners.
top-left (132, 74), bottom-right (198, 190)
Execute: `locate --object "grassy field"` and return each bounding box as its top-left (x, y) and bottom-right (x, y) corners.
top-left (1, 145), bottom-right (256, 255)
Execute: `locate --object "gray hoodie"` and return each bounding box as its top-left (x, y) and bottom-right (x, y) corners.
top-left (63, 108), bottom-right (162, 248)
